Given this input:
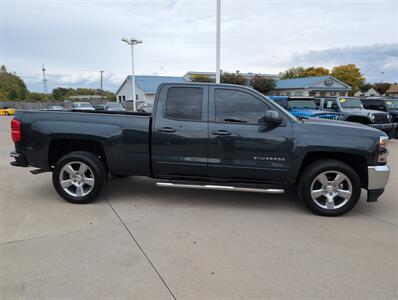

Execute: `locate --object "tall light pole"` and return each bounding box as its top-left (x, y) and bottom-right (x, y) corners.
top-left (216, 0), bottom-right (221, 84)
top-left (122, 37), bottom-right (143, 111)
top-left (99, 70), bottom-right (104, 101)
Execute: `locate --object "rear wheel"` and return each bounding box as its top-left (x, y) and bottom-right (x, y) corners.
top-left (299, 159), bottom-right (361, 216)
top-left (52, 151), bottom-right (107, 204)
top-left (5, 111), bottom-right (9, 116)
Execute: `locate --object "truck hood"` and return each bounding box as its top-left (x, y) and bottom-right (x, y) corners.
top-left (290, 108), bottom-right (338, 117)
top-left (342, 108), bottom-right (387, 116)
top-left (298, 117), bottom-right (385, 137)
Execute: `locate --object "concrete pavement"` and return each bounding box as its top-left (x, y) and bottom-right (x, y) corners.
top-left (1, 116), bottom-right (397, 299)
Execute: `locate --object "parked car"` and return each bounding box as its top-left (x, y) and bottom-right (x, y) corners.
top-left (316, 97), bottom-right (395, 136)
top-left (92, 104), bottom-right (106, 111)
top-left (46, 106), bottom-right (65, 111)
top-left (72, 102), bottom-right (95, 110)
top-left (361, 98), bottom-right (398, 138)
top-left (0, 107), bottom-right (16, 116)
top-left (106, 102), bottom-right (125, 112)
top-left (10, 83), bottom-right (390, 216)
top-left (269, 96), bottom-right (340, 120)
top-left (137, 102), bottom-right (153, 113)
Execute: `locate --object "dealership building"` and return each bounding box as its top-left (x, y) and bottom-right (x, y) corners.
top-left (270, 75), bottom-right (351, 97)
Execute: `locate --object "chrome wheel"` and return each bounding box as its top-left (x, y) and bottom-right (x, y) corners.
top-left (310, 171), bottom-right (352, 210)
top-left (59, 161), bottom-right (95, 197)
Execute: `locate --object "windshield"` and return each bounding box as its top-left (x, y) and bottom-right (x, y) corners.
top-left (385, 100), bottom-right (398, 110)
top-left (107, 102), bottom-right (122, 108)
top-left (288, 100), bottom-right (317, 109)
top-left (76, 102), bottom-right (92, 108)
top-left (339, 97), bottom-right (363, 108)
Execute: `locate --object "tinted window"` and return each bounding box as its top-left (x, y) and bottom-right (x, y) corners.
top-left (215, 89), bottom-right (268, 124)
top-left (324, 99), bottom-right (338, 110)
top-left (165, 87), bottom-right (203, 121)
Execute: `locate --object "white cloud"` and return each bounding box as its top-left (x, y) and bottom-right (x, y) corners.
top-left (1, 0), bottom-right (397, 91)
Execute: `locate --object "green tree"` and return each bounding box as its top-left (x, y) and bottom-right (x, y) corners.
top-left (28, 92), bottom-right (51, 101)
top-left (360, 82), bottom-right (373, 92)
top-left (280, 67), bottom-right (306, 79)
top-left (221, 72), bottom-right (246, 85)
top-left (250, 76), bottom-right (276, 95)
top-left (303, 67), bottom-right (329, 77)
top-left (280, 66), bottom-right (329, 79)
top-left (373, 83), bottom-right (391, 95)
top-left (190, 74), bottom-right (215, 83)
top-left (0, 67), bottom-right (28, 100)
top-left (331, 64), bottom-right (365, 96)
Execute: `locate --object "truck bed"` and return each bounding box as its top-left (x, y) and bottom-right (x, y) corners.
top-left (14, 110), bottom-right (152, 176)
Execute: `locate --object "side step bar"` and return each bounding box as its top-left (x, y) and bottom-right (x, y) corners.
top-left (156, 182), bottom-right (284, 194)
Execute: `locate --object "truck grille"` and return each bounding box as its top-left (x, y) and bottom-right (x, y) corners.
top-left (316, 114), bottom-right (339, 120)
top-left (373, 113), bottom-right (389, 124)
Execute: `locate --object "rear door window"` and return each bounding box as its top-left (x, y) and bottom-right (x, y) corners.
top-left (165, 87), bottom-right (203, 121)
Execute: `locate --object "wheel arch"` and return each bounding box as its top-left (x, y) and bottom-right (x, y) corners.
top-left (296, 151), bottom-right (368, 188)
top-left (48, 138), bottom-right (107, 169)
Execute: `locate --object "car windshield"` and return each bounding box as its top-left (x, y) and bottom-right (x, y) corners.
top-left (339, 97), bottom-right (363, 108)
top-left (107, 102), bottom-right (123, 108)
top-left (76, 103), bottom-right (92, 108)
top-left (385, 100), bottom-right (398, 110)
top-left (288, 100), bottom-right (317, 109)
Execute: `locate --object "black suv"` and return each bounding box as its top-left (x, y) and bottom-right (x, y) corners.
top-left (316, 97), bottom-right (395, 135)
top-left (361, 98), bottom-right (398, 137)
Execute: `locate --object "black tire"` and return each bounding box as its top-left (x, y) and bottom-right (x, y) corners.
top-left (5, 112), bottom-right (9, 116)
top-left (52, 151), bottom-right (107, 204)
top-left (298, 159), bottom-right (362, 216)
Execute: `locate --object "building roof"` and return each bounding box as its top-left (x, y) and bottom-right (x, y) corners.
top-left (275, 75), bottom-right (351, 90)
top-left (184, 71), bottom-right (280, 80)
top-left (387, 85), bottom-right (398, 93)
top-left (116, 75), bottom-right (187, 95)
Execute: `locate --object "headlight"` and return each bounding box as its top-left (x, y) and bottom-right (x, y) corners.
top-left (378, 136), bottom-right (389, 163)
top-left (369, 114), bottom-right (375, 123)
top-left (387, 114), bottom-right (392, 122)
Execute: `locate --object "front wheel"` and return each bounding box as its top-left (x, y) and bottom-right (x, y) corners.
top-left (52, 151), bottom-right (107, 204)
top-left (299, 159), bottom-right (362, 216)
top-left (5, 112), bottom-right (9, 116)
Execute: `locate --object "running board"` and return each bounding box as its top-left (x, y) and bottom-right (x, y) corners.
top-left (156, 182), bottom-right (284, 194)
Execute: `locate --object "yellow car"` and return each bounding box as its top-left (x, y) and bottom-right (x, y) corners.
top-left (0, 107), bottom-right (16, 116)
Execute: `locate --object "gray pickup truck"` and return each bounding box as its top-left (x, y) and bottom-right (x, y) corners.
top-left (10, 83), bottom-right (390, 216)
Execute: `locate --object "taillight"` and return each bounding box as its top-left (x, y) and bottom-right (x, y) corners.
top-left (11, 119), bottom-right (21, 143)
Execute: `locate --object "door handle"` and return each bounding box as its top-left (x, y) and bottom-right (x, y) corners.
top-left (211, 130), bottom-right (231, 136)
top-left (158, 127), bottom-right (176, 133)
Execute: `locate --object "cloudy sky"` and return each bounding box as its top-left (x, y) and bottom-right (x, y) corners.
top-left (1, 0), bottom-right (397, 92)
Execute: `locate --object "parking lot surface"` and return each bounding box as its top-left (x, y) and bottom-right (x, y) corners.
top-left (1, 115), bottom-right (397, 299)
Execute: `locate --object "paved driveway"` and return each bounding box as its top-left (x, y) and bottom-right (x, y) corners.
top-left (1, 116), bottom-right (397, 299)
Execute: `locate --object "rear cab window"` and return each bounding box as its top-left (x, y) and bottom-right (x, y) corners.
top-left (165, 87), bottom-right (203, 121)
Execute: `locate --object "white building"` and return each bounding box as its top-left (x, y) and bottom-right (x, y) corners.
top-left (271, 75), bottom-right (351, 97)
top-left (354, 88), bottom-right (380, 97)
top-left (115, 75), bottom-right (187, 103)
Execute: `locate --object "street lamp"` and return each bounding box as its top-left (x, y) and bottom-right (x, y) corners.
top-left (216, 0), bottom-right (221, 84)
top-left (122, 37), bottom-right (143, 111)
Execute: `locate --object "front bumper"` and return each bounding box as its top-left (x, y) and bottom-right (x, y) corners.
top-left (367, 165), bottom-right (390, 202)
top-left (368, 122), bottom-right (397, 132)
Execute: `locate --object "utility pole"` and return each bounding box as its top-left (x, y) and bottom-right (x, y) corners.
top-left (122, 38), bottom-right (143, 111)
top-left (99, 70), bottom-right (104, 100)
top-left (42, 63), bottom-right (48, 93)
top-left (216, 0), bottom-right (221, 84)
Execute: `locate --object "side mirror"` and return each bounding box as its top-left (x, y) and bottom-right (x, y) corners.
top-left (264, 110), bottom-right (282, 125)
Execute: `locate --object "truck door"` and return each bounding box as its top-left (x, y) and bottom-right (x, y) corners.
top-left (151, 84), bottom-right (208, 177)
top-left (207, 86), bottom-right (294, 182)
